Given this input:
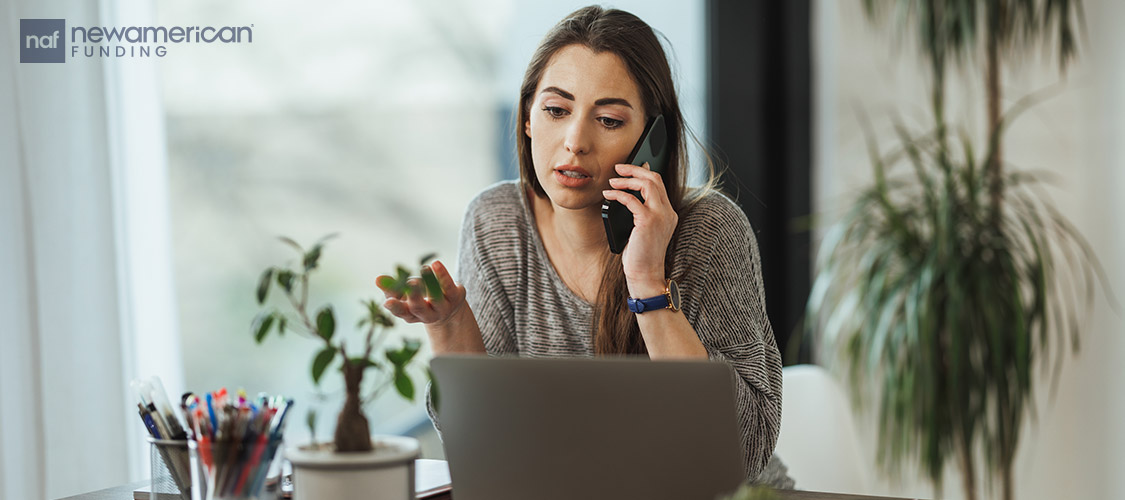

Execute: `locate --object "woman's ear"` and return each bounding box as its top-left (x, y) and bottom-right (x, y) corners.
top-left (525, 119), bottom-right (531, 138)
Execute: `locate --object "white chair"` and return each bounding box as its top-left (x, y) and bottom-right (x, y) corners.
top-left (775, 364), bottom-right (873, 494)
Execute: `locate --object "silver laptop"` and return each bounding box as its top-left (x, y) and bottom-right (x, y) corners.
top-left (430, 356), bottom-right (746, 500)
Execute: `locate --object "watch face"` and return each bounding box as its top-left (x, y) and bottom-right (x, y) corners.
top-left (668, 280), bottom-right (681, 310)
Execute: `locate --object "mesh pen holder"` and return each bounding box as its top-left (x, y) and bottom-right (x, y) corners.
top-left (148, 438), bottom-right (193, 500)
top-left (189, 438), bottom-right (280, 500)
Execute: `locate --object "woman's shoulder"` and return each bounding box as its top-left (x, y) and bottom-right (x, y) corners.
top-left (464, 180), bottom-right (526, 224)
top-left (672, 188), bottom-right (761, 278)
top-left (678, 188), bottom-right (754, 240)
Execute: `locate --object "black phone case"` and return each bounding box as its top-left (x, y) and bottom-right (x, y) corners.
top-left (601, 115), bottom-right (668, 254)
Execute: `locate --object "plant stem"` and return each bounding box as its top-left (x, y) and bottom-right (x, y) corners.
top-left (927, 0), bottom-right (949, 169)
top-left (363, 324), bottom-right (376, 360)
top-left (1002, 460), bottom-right (1014, 500)
top-left (284, 282), bottom-right (319, 340)
top-left (986, 0), bottom-right (1005, 225)
top-left (958, 434), bottom-right (977, 500)
top-left (334, 361), bottom-right (373, 452)
top-left (301, 273), bottom-right (309, 311)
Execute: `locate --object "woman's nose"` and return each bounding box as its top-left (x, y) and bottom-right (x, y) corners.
top-left (564, 120), bottom-right (592, 155)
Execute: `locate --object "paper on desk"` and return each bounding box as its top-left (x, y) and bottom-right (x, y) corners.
top-left (416, 459), bottom-right (452, 498)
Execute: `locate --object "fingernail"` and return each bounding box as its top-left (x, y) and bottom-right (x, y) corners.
top-left (433, 260), bottom-right (443, 272)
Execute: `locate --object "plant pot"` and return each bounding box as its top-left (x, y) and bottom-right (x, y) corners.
top-left (285, 435), bottom-right (420, 500)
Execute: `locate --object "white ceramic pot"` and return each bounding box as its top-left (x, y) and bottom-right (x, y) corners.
top-left (285, 435), bottom-right (420, 500)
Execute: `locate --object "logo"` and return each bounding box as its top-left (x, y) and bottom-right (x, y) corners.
top-left (19, 18), bottom-right (253, 62)
top-left (21, 19), bottom-right (66, 63)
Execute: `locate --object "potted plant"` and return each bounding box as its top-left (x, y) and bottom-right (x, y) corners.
top-left (252, 234), bottom-right (442, 499)
top-left (806, 2), bottom-right (1117, 500)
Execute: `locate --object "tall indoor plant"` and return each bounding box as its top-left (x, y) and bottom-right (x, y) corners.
top-left (806, 2), bottom-right (1115, 500)
top-left (252, 234), bottom-right (441, 498)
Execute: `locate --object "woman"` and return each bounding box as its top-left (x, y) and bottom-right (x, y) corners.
top-left (377, 6), bottom-right (787, 485)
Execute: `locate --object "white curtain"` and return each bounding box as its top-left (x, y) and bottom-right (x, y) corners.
top-left (0, 0), bottom-right (183, 498)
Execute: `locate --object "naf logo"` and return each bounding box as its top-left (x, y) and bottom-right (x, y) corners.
top-left (20, 19), bottom-right (66, 63)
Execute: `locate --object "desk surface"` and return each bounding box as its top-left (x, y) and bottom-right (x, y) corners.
top-left (58, 481), bottom-right (920, 500)
top-left (56, 481), bottom-right (455, 500)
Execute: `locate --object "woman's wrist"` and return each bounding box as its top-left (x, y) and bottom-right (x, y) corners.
top-left (626, 275), bottom-right (667, 298)
top-left (424, 303), bottom-right (485, 354)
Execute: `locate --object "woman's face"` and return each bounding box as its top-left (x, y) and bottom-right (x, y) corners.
top-left (525, 44), bottom-right (648, 212)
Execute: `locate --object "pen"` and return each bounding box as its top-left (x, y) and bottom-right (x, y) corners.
top-left (234, 428), bottom-right (270, 496)
top-left (206, 392), bottom-right (217, 434)
top-left (215, 387), bottom-right (228, 408)
top-left (269, 399), bottom-right (293, 439)
top-left (246, 406), bottom-right (278, 495)
top-left (138, 404), bottom-right (161, 439)
top-left (146, 386), bottom-right (290, 498)
top-left (149, 376), bottom-right (187, 439)
top-left (147, 403), bottom-right (170, 440)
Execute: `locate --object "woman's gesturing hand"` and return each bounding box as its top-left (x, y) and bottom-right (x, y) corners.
top-left (376, 260), bottom-right (466, 327)
top-left (602, 162), bottom-right (679, 295)
top-left (377, 260), bottom-right (486, 355)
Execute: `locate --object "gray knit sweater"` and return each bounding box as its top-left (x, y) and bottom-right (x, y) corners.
top-left (427, 180), bottom-right (785, 483)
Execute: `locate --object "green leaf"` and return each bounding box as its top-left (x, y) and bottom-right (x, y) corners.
top-left (394, 367), bottom-right (415, 401)
top-left (316, 307), bottom-right (335, 341)
top-left (377, 313), bottom-right (394, 328)
top-left (303, 244), bottom-right (323, 272)
top-left (253, 311), bottom-right (275, 344)
top-left (386, 338), bottom-right (422, 366)
top-left (395, 266), bottom-right (411, 296)
top-left (349, 357), bottom-right (381, 370)
top-left (422, 267), bottom-right (444, 302)
top-left (277, 316), bottom-right (287, 336)
top-left (278, 236), bottom-right (303, 254)
top-left (256, 268), bottom-right (274, 304)
top-left (362, 299), bottom-right (394, 328)
top-left (311, 346), bottom-right (337, 385)
top-left (419, 253), bottom-right (438, 266)
top-left (277, 270), bottom-right (295, 293)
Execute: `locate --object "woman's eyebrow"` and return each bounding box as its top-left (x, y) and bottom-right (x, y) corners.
top-left (594, 97), bottom-right (632, 108)
top-left (541, 86), bottom-right (575, 100)
top-left (541, 86), bottom-right (634, 109)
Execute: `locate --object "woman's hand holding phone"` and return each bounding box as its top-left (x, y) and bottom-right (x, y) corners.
top-left (376, 260), bottom-right (486, 354)
top-left (603, 162), bottom-right (679, 297)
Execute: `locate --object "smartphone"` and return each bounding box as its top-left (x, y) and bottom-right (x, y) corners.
top-left (601, 114), bottom-right (669, 254)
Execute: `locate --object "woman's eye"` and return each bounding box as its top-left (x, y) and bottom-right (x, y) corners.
top-left (542, 106), bottom-right (568, 119)
top-left (598, 117), bottom-right (624, 129)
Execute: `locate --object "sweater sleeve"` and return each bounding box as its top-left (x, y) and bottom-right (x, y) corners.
top-left (678, 197), bottom-right (783, 482)
top-left (426, 190), bottom-right (520, 437)
top-left (455, 191), bottom-right (518, 355)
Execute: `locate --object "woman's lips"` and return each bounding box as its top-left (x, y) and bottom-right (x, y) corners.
top-left (553, 166), bottom-right (593, 188)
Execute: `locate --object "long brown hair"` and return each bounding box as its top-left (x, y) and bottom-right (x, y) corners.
top-left (516, 6), bottom-right (718, 355)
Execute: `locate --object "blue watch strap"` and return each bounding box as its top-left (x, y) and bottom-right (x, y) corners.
top-left (627, 294), bottom-right (670, 314)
